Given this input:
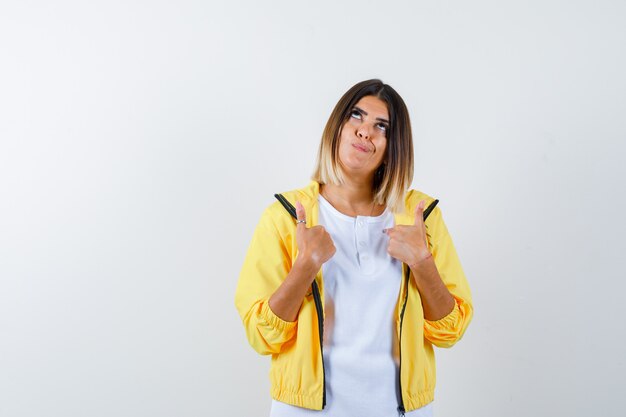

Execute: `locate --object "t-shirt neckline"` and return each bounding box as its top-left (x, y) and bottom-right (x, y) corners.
top-left (318, 194), bottom-right (389, 223)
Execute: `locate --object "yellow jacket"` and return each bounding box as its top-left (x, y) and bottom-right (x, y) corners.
top-left (234, 180), bottom-right (473, 412)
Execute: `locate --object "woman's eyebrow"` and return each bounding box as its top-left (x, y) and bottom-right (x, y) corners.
top-left (353, 106), bottom-right (390, 124)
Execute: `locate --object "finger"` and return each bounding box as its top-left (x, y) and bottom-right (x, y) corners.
top-left (382, 226), bottom-right (394, 235)
top-left (420, 219), bottom-right (429, 247)
top-left (295, 201), bottom-right (307, 229)
top-left (414, 199), bottom-right (426, 226)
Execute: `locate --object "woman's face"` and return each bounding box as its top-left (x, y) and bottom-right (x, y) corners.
top-left (337, 95), bottom-right (389, 179)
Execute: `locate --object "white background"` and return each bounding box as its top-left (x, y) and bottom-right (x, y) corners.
top-left (1, 1), bottom-right (625, 416)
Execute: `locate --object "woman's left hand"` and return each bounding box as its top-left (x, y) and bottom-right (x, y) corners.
top-left (383, 200), bottom-right (432, 268)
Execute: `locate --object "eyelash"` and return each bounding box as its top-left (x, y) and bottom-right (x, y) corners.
top-left (350, 109), bottom-right (388, 132)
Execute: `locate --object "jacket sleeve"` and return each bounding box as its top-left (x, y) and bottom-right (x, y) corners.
top-left (423, 205), bottom-right (473, 348)
top-left (234, 205), bottom-right (298, 355)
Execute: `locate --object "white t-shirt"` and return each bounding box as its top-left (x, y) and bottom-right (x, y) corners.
top-left (270, 195), bottom-right (434, 417)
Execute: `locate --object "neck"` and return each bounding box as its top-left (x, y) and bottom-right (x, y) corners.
top-left (319, 176), bottom-right (384, 217)
top-left (322, 178), bottom-right (372, 205)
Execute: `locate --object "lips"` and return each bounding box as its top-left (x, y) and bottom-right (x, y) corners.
top-left (352, 143), bottom-right (370, 153)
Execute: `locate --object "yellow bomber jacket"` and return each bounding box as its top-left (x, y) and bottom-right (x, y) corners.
top-left (234, 180), bottom-right (473, 412)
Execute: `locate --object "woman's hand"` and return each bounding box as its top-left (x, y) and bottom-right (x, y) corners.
top-left (383, 200), bottom-right (432, 268)
top-left (295, 200), bottom-right (336, 271)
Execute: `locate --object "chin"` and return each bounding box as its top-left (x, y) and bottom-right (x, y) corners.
top-left (339, 160), bottom-right (375, 176)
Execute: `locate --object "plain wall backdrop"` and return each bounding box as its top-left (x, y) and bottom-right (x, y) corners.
top-left (1, 1), bottom-right (625, 416)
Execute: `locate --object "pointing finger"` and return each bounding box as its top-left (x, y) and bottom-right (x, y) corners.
top-left (295, 201), bottom-right (307, 229)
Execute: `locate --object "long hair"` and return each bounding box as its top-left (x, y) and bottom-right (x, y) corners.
top-left (312, 79), bottom-right (414, 214)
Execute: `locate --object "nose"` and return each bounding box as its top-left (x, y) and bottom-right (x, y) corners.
top-left (357, 125), bottom-right (371, 140)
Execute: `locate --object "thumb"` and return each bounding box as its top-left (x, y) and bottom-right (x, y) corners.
top-left (414, 200), bottom-right (426, 226)
top-left (295, 201), bottom-right (307, 229)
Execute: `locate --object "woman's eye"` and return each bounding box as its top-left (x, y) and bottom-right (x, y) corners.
top-left (350, 109), bottom-right (362, 119)
top-left (377, 123), bottom-right (388, 132)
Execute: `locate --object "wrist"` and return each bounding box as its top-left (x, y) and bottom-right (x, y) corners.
top-left (409, 252), bottom-right (433, 270)
top-left (294, 254), bottom-right (320, 277)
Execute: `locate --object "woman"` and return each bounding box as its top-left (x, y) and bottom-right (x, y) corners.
top-left (235, 79), bottom-right (473, 416)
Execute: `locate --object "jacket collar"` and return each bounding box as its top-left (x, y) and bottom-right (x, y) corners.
top-left (299, 180), bottom-right (414, 227)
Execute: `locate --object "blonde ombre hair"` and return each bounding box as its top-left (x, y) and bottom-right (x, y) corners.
top-left (312, 79), bottom-right (414, 214)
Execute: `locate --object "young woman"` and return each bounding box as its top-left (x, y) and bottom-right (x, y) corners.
top-left (235, 79), bottom-right (473, 417)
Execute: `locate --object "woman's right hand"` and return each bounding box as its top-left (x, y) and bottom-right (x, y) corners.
top-left (266, 201), bottom-right (335, 322)
top-left (295, 200), bottom-right (336, 271)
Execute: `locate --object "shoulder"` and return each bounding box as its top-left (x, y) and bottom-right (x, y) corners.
top-left (278, 180), bottom-right (318, 206)
top-left (404, 188), bottom-right (438, 214)
top-left (258, 180), bottom-right (317, 231)
top-left (405, 188), bottom-right (436, 209)
top-left (403, 188), bottom-right (445, 227)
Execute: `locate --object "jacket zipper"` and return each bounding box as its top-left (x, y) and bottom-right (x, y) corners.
top-left (311, 279), bottom-right (326, 409)
top-left (273, 194), bottom-right (326, 409)
top-left (397, 199), bottom-right (437, 415)
top-left (397, 263), bottom-right (410, 416)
